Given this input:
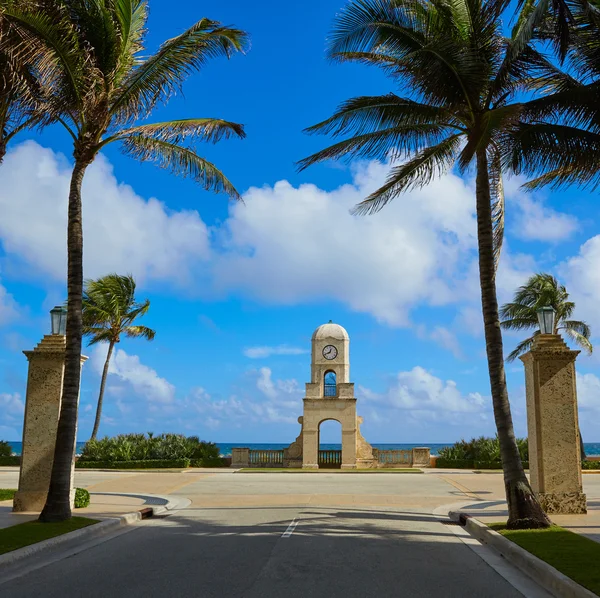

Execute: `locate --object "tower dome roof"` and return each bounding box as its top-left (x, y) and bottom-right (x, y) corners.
top-left (312, 321), bottom-right (349, 341)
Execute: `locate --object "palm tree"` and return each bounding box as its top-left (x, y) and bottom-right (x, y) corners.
top-left (506, 0), bottom-right (600, 189)
top-left (2, 0), bottom-right (247, 522)
top-left (501, 272), bottom-right (591, 460)
top-left (83, 274), bottom-right (155, 441)
top-left (299, 0), bottom-right (559, 528)
top-left (0, 3), bottom-right (48, 162)
top-left (500, 273), bottom-right (592, 361)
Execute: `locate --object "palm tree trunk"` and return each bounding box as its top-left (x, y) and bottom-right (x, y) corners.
top-left (90, 340), bottom-right (115, 441)
top-left (475, 149), bottom-right (551, 529)
top-left (39, 158), bottom-right (89, 523)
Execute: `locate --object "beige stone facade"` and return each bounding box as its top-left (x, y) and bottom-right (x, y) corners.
top-left (230, 322), bottom-right (430, 470)
top-left (520, 334), bottom-right (587, 514)
top-left (294, 322), bottom-right (376, 469)
top-left (13, 335), bottom-right (87, 513)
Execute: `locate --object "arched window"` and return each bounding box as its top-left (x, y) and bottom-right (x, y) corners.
top-left (324, 371), bottom-right (337, 397)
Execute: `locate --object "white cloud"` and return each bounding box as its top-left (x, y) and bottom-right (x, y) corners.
top-left (504, 176), bottom-right (578, 242)
top-left (0, 282), bottom-right (19, 325)
top-left (90, 345), bottom-right (175, 404)
top-left (0, 392), bottom-right (24, 417)
top-left (214, 160), bottom-right (477, 326)
top-left (360, 366), bottom-right (486, 418)
top-left (428, 326), bottom-right (464, 359)
top-left (560, 235), bottom-right (600, 334)
top-left (0, 141), bottom-right (210, 285)
top-left (243, 345), bottom-right (308, 359)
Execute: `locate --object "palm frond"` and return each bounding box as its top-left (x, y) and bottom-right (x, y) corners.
top-left (563, 328), bottom-right (593, 354)
top-left (124, 325), bottom-right (155, 340)
top-left (509, 123), bottom-right (600, 190)
top-left (303, 94), bottom-right (457, 138)
top-left (109, 118), bottom-right (245, 146)
top-left (351, 134), bottom-right (462, 215)
top-left (488, 148), bottom-right (505, 270)
top-left (111, 19), bottom-right (248, 122)
top-left (506, 333), bottom-right (538, 361)
top-left (298, 124), bottom-right (453, 167)
top-left (120, 135), bottom-right (241, 200)
top-left (562, 319), bottom-right (591, 339)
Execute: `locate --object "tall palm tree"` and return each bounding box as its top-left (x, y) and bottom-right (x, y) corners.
top-left (2, 0), bottom-right (247, 522)
top-left (500, 273), bottom-right (592, 361)
top-left (83, 274), bottom-right (155, 441)
top-left (299, 0), bottom-right (560, 528)
top-left (0, 3), bottom-right (47, 162)
top-left (506, 0), bottom-right (600, 189)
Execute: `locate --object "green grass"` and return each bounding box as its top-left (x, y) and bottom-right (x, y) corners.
top-left (236, 468), bottom-right (422, 473)
top-left (490, 523), bottom-right (600, 595)
top-left (0, 489), bottom-right (16, 501)
top-left (0, 517), bottom-right (99, 555)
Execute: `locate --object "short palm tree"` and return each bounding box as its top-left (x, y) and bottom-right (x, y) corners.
top-left (299, 0), bottom-right (560, 528)
top-left (500, 273), bottom-right (592, 361)
top-left (83, 274), bottom-right (155, 441)
top-left (2, 0), bottom-right (247, 522)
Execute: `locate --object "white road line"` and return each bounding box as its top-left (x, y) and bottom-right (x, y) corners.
top-left (281, 519), bottom-right (298, 538)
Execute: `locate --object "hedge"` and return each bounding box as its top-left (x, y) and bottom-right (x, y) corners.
top-left (75, 459), bottom-right (190, 469)
top-left (582, 460), bottom-right (600, 470)
top-left (435, 458), bottom-right (474, 469)
top-left (74, 488), bottom-right (90, 508)
top-left (0, 456), bottom-right (20, 466)
top-left (435, 459), bottom-right (531, 469)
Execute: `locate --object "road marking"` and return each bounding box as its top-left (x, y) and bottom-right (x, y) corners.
top-left (281, 519), bottom-right (298, 538)
top-left (440, 476), bottom-right (481, 500)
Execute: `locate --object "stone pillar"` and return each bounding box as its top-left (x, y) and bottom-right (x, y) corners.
top-left (412, 447), bottom-right (431, 468)
top-left (13, 335), bottom-right (87, 512)
top-left (302, 430), bottom-right (318, 469)
top-left (520, 334), bottom-right (586, 514)
top-left (231, 447), bottom-right (250, 468)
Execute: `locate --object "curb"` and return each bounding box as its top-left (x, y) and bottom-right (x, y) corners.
top-left (449, 511), bottom-right (597, 598)
top-left (0, 492), bottom-right (186, 569)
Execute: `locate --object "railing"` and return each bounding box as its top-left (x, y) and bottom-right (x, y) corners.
top-left (375, 449), bottom-right (412, 466)
top-left (324, 384), bottom-right (337, 397)
top-left (249, 449), bottom-right (284, 467)
top-left (318, 449), bottom-right (341, 468)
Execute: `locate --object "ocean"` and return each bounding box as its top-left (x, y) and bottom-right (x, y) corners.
top-left (7, 441), bottom-right (600, 457)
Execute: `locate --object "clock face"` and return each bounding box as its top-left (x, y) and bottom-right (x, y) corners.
top-left (322, 345), bottom-right (338, 360)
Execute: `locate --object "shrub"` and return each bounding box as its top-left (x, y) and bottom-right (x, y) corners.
top-left (75, 459), bottom-right (190, 469)
top-left (74, 488), bottom-right (90, 508)
top-left (435, 458), bottom-right (474, 469)
top-left (0, 441), bottom-right (12, 458)
top-left (79, 433), bottom-right (220, 465)
top-left (582, 460), bottom-right (600, 470)
top-left (437, 436), bottom-right (528, 465)
top-left (0, 456), bottom-right (20, 466)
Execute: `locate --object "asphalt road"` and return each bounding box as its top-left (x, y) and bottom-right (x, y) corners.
top-left (0, 471), bottom-right (528, 598)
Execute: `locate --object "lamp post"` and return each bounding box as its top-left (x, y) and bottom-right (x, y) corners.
top-left (50, 306), bottom-right (67, 335)
top-left (536, 306), bottom-right (556, 335)
top-left (520, 305), bottom-right (586, 514)
top-left (13, 306), bottom-right (87, 512)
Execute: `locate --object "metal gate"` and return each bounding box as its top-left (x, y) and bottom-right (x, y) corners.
top-left (318, 450), bottom-right (342, 469)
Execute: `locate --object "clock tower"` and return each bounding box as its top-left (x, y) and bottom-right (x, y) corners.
top-left (284, 320), bottom-right (374, 469)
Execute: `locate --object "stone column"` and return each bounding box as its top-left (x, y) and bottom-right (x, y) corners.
top-left (520, 334), bottom-right (586, 514)
top-left (13, 335), bottom-right (87, 512)
top-left (231, 447), bottom-right (250, 468)
top-left (302, 429), bottom-right (318, 469)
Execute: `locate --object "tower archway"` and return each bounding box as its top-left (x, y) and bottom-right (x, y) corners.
top-left (318, 418), bottom-right (342, 468)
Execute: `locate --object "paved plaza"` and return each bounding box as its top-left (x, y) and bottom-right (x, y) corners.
top-left (2, 468), bottom-right (599, 596)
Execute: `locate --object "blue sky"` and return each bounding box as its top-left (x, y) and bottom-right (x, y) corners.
top-left (1, 0), bottom-right (600, 446)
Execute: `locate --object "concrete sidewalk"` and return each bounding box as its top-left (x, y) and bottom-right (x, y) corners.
top-left (0, 493), bottom-right (148, 530)
top-left (445, 471), bottom-right (600, 542)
